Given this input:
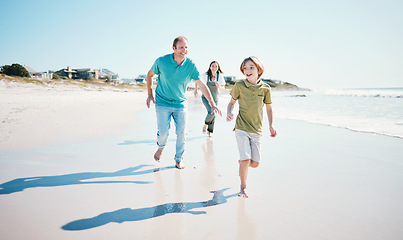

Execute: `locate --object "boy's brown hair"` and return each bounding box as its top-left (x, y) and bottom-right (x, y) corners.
top-left (240, 56), bottom-right (264, 79)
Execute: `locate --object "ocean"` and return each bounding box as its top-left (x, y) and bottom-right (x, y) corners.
top-left (270, 88), bottom-right (403, 139)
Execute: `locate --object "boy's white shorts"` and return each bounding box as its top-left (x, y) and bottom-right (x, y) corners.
top-left (235, 129), bottom-right (262, 162)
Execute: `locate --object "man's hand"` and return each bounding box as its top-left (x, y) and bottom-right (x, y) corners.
top-left (146, 95), bottom-right (155, 108)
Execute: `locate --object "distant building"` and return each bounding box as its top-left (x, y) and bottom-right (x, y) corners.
top-left (23, 65), bottom-right (53, 79)
top-left (224, 76), bottom-right (236, 85)
top-left (75, 68), bottom-right (99, 80)
top-left (262, 79), bottom-right (283, 85)
top-left (98, 68), bottom-right (121, 84)
top-left (55, 66), bottom-right (76, 79)
top-left (135, 74), bottom-right (146, 84)
top-left (134, 74), bottom-right (158, 84)
top-left (55, 66), bottom-right (120, 83)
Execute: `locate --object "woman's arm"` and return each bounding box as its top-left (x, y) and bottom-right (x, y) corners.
top-left (196, 79), bottom-right (222, 116)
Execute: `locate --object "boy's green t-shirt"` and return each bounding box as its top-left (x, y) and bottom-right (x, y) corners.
top-left (230, 79), bottom-right (272, 134)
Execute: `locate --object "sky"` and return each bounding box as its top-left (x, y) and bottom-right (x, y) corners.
top-left (0, 0), bottom-right (402, 89)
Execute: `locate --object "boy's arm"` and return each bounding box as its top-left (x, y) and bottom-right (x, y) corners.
top-left (265, 103), bottom-right (277, 137)
top-left (226, 98), bottom-right (237, 122)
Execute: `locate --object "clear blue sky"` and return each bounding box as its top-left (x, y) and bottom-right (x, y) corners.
top-left (1, 0), bottom-right (402, 89)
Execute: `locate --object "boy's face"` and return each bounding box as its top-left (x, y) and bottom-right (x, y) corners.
top-left (242, 60), bottom-right (259, 81)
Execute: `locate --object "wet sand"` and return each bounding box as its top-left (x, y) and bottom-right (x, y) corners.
top-left (1, 86), bottom-right (403, 239)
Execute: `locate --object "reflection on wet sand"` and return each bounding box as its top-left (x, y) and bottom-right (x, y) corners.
top-left (202, 138), bottom-right (218, 190)
top-left (237, 200), bottom-right (257, 240)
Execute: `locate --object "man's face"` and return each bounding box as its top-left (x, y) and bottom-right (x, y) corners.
top-left (173, 40), bottom-right (188, 58)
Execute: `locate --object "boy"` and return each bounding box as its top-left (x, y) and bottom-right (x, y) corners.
top-left (226, 56), bottom-right (277, 198)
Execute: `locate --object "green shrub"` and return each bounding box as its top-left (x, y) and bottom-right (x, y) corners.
top-left (1, 64), bottom-right (30, 77)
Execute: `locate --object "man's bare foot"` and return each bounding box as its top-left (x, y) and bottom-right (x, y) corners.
top-left (154, 149), bottom-right (163, 162)
top-left (208, 131), bottom-right (213, 138)
top-left (202, 124), bottom-right (208, 134)
top-left (175, 161), bottom-right (185, 169)
top-left (238, 187), bottom-right (248, 198)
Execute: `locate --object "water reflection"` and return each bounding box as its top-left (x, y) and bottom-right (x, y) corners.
top-left (202, 138), bottom-right (218, 190)
top-left (237, 200), bottom-right (257, 240)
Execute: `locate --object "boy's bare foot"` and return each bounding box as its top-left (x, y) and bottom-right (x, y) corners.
top-left (238, 187), bottom-right (248, 198)
top-left (175, 161), bottom-right (185, 169)
top-left (154, 149), bottom-right (163, 162)
top-left (202, 124), bottom-right (207, 134)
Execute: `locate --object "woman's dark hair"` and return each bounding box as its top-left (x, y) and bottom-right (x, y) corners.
top-left (207, 61), bottom-right (223, 81)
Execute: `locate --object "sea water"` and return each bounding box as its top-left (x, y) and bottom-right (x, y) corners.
top-left (269, 88), bottom-right (403, 139)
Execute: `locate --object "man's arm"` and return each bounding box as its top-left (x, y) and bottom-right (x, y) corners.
top-left (146, 69), bottom-right (155, 108)
top-left (195, 79), bottom-right (222, 116)
top-left (194, 81), bottom-right (199, 97)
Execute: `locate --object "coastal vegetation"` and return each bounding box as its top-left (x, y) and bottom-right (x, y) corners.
top-left (1, 74), bottom-right (306, 91)
top-left (1, 70), bottom-right (305, 91)
top-left (1, 64), bottom-right (30, 77)
top-left (0, 74), bottom-right (145, 91)
top-left (225, 78), bottom-right (305, 90)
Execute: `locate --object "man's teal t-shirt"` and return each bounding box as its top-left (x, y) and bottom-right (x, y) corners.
top-left (152, 53), bottom-right (200, 108)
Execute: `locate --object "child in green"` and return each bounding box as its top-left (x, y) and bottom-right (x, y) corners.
top-left (226, 56), bottom-right (277, 198)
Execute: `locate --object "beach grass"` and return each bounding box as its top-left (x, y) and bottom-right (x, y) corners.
top-left (0, 74), bottom-right (147, 91)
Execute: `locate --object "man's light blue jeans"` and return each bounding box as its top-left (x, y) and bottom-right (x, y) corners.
top-left (155, 105), bottom-right (187, 163)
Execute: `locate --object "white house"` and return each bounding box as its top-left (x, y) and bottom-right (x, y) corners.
top-left (23, 65), bottom-right (53, 79)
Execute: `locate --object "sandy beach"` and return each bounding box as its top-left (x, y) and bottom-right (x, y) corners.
top-left (1, 82), bottom-right (403, 240)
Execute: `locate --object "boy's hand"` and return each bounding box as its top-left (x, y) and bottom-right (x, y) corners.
top-left (226, 113), bottom-right (234, 122)
top-left (269, 126), bottom-right (277, 137)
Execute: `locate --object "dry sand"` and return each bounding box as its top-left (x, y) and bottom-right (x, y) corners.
top-left (0, 82), bottom-right (144, 151)
top-left (1, 81), bottom-right (403, 240)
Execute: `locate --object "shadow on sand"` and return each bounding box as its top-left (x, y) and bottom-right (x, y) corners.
top-left (0, 165), bottom-right (175, 195)
top-left (62, 188), bottom-right (237, 231)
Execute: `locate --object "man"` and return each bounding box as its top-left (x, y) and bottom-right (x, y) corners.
top-left (146, 36), bottom-right (221, 169)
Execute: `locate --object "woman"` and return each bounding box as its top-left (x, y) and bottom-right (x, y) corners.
top-left (194, 61), bottom-right (226, 137)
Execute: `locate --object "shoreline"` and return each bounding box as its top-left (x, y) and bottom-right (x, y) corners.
top-left (278, 117), bottom-right (403, 140)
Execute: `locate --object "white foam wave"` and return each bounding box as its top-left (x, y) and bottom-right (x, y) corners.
top-left (323, 88), bottom-right (403, 98)
top-left (272, 90), bottom-right (403, 139)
